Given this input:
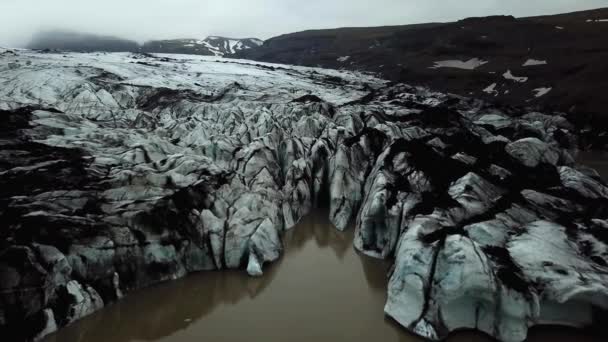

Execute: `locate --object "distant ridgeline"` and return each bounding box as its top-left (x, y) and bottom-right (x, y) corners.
top-left (141, 37), bottom-right (263, 56)
top-left (26, 30), bottom-right (263, 57)
top-left (27, 31), bottom-right (140, 53)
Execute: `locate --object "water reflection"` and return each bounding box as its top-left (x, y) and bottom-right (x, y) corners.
top-left (43, 213), bottom-right (601, 342)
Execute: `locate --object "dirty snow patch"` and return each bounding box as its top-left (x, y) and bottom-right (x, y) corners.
top-left (503, 70), bottom-right (528, 83)
top-left (533, 87), bottom-right (552, 98)
top-left (248, 39), bottom-right (263, 46)
top-left (523, 59), bottom-right (547, 67)
top-left (430, 58), bottom-right (488, 70)
top-left (337, 56), bottom-right (351, 63)
top-left (228, 40), bottom-right (240, 54)
top-left (483, 83), bottom-right (498, 96)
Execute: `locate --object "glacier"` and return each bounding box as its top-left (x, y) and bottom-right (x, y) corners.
top-left (1, 49), bottom-right (607, 342)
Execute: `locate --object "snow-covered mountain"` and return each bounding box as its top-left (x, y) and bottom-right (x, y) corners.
top-left (141, 36), bottom-right (263, 56)
top-left (27, 31), bottom-right (263, 57)
top-left (205, 36), bottom-right (264, 55)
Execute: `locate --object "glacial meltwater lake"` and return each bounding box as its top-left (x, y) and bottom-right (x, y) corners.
top-left (41, 211), bottom-right (603, 342)
top-left (575, 150), bottom-right (608, 181)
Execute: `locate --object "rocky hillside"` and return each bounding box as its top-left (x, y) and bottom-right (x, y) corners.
top-left (1, 48), bottom-right (608, 342)
top-left (26, 30), bottom-right (140, 53)
top-left (142, 37), bottom-right (263, 56)
top-left (236, 8), bottom-right (608, 131)
top-left (27, 31), bottom-right (263, 57)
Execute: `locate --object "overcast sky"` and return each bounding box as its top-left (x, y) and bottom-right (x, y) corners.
top-left (0, 0), bottom-right (606, 47)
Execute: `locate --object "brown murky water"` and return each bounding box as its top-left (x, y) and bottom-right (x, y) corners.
top-left (575, 150), bottom-right (608, 181)
top-left (42, 214), bottom-right (602, 342)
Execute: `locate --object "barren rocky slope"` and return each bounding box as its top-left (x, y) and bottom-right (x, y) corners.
top-left (1, 49), bottom-right (608, 342)
top-left (237, 8), bottom-right (608, 141)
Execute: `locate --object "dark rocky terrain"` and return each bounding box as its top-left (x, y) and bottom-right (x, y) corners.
top-left (1, 49), bottom-right (608, 342)
top-left (236, 8), bottom-right (608, 143)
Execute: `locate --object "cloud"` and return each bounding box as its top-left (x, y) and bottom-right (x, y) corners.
top-left (0, 0), bottom-right (605, 47)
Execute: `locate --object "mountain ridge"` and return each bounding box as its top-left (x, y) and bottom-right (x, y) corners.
top-left (142, 36), bottom-right (263, 56)
top-left (27, 30), bottom-right (140, 52)
top-left (26, 30), bottom-right (263, 56)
